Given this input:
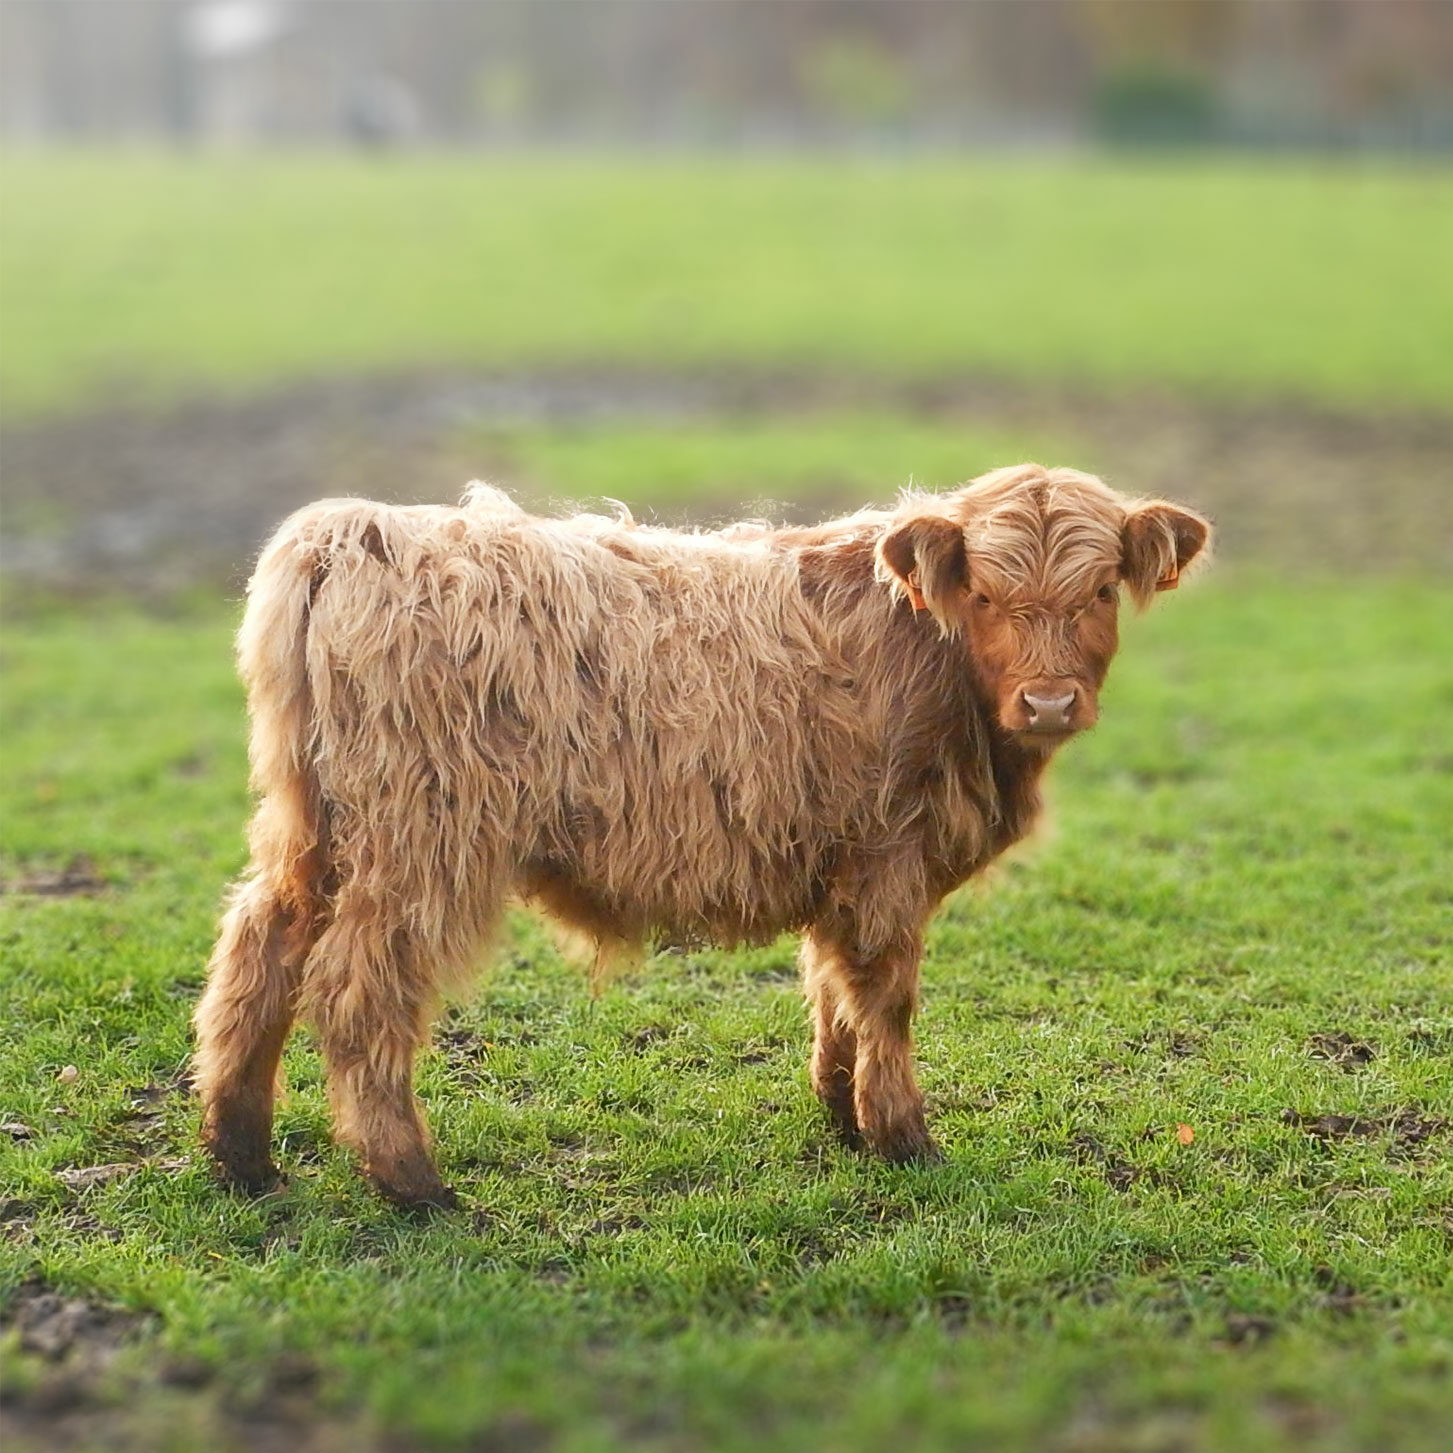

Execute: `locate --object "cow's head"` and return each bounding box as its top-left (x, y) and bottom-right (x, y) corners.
top-left (875, 464), bottom-right (1210, 752)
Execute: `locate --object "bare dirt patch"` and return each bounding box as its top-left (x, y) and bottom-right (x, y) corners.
top-left (2, 1279), bottom-right (150, 1364)
top-left (1281, 1107), bottom-right (1448, 1148)
top-left (1220, 1312), bottom-right (1277, 1347)
top-left (3, 368), bottom-right (1449, 595)
top-left (112, 1083), bottom-right (174, 1154)
top-left (0, 1280), bottom-right (151, 1449)
top-left (1307, 1032), bottom-right (1377, 1072)
top-left (1069, 1131), bottom-right (1140, 1191)
top-left (1, 857), bottom-right (106, 898)
top-left (53, 1156), bottom-right (190, 1193)
top-left (0, 1284), bottom-right (397, 1453)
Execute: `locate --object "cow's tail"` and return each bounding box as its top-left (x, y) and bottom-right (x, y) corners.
top-left (193, 516), bottom-right (334, 1139)
top-left (234, 514), bottom-right (331, 928)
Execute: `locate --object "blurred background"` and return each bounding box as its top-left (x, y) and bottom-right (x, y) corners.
top-left (6, 0), bottom-right (1453, 149)
top-left (0, 0), bottom-right (1450, 591)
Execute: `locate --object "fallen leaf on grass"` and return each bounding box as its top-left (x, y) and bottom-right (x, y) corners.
top-left (1176, 1123), bottom-right (1195, 1146)
top-left (56, 1066), bottom-right (78, 1085)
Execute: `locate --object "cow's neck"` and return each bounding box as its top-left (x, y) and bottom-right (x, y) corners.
top-left (985, 724), bottom-right (1051, 846)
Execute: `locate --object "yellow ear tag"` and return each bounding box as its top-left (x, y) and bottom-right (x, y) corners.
top-left (1155, 570), bottom-right (1180, 593)
top-left (906, 571), bottom-right (927, 612)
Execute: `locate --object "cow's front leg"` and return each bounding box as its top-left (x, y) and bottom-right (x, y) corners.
top-left (801, 935), bottom-right (860, 1147)
top-left (806, 925), bottom-right (940, 1164)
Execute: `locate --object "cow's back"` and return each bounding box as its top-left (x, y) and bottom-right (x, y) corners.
top-left (293, 499), bottom-right (888, 944)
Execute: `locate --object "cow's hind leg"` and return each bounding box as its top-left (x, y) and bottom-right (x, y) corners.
top-left (194, 877), bottom-right (315, 1192)
top-left (304, 901), bottom-right (464, 1210)
top-left (801, 935), bottom-right (860, 1148)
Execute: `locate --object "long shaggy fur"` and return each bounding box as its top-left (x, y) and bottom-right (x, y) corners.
top-left (193, 464), bottom-right (1210, 1205)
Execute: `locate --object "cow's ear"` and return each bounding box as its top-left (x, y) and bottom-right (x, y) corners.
top-left (1121, 501), bottom-right (1211, 608)
top-left (875, 515), bottom-right (968, 631)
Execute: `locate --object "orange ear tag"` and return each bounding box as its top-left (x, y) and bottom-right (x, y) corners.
top-left (906, 571), bottom-right (927, 613)
top-left (1155, 570), bottom-right (1180, 592)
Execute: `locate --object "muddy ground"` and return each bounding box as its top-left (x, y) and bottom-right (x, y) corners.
top-left (0, 1275), bottom-right (384, 1453)
top-left (3, 368), bottom-right (1450, 595)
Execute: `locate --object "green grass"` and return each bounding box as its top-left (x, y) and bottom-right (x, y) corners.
top-left (3, 143), bottom-right (1451, 1449)
top-left (3, 152), bottom-right (1451, 416)
top-left (4, 577), bottom-right (1451, 1451)
top-left (478, 411), bottom-right (1087, 515)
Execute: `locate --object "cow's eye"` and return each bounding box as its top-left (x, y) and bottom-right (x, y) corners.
top-left (1096, 583), bottom-right (1118, 604)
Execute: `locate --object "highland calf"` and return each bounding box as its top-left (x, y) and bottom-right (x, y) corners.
top-left (194, 464), bottom-right (1210, 1208)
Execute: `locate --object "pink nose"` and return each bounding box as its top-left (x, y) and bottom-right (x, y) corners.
top-left (1022, 690), bottom-right (1076, 731)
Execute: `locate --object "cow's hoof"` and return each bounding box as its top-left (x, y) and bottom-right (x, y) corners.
top-left (816, 1089), bottom-right (863, 1150)
top-left (389, 1184), bottom-right (459, 1217)
top-left (866, 1123), bottom-right (943, 1166)
top-left (203, 1133), bottom-right (282, 1196)
top-left (370, 1165), bottom-right (459, 1214)
top-left (211, 1154), bottom-right (283, 1196)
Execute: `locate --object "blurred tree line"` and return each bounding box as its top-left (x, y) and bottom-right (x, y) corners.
top-left (2, 0), bottom-right (1450, 150)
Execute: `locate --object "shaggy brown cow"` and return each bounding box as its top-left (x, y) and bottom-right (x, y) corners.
top-left (193, 464), bottom-right (1210, 1208)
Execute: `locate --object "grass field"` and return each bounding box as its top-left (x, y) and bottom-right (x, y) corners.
top-left (3, 579), bottom-right (1451, 1451)
top-left (2, 153), bottom-right (1452, 416)
top-left (481, 412), bottom-right (1087, 518)
top-left (3, 151), bottom-right (1452, 1451)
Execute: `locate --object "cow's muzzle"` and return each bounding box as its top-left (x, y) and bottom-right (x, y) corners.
top-left (1022, 690), bottom-right (1076, 732)
top-left (1004, 680), bottom-right (1095, 746)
